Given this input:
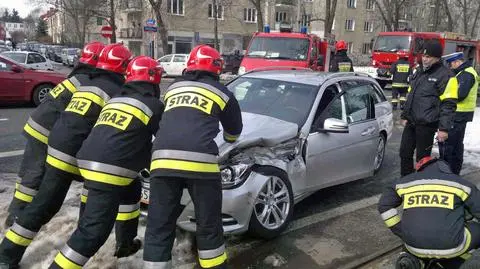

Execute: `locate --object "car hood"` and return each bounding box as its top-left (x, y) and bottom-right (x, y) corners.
top-left (215, 112), bottom-right (299, 162)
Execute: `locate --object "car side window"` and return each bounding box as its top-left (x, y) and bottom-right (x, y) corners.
top-left (27, 54), bottom-right (36, 64)
top-left (341, 82), bottom-right (374, 123)
top-left (34, 54), bottom-right (46, 63)
top-left (370, 83), bottom-right (387, 103)
top-left (311, 84), bottom-right (345, 132)
top-left (159, 55), bottom-right (172, 62)
top-left (173, 55), bottom-right (186, 62)
top-left (0, 59), bottom-right (11, 71)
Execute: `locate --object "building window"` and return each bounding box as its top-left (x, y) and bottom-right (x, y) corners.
top-left (364, 21), bottom-right (373, 32)
top-left (167, 0), bottom-right (184, 15)
top-left (348, 42), bottom-right (354, 53)
top-left (244, 8), bottom-right (257, 23)
top-left (301, 14), bottom-right (312, 26)
top-left (208, 4), bottom-right (224, 19)
top-left (362, 42), bottom-right (372, 54)
top-left (276, 11), bottom-right (287, 23)
top-left (366, 0), bottom-right (375, 10)
top-left (345, 19), bottom-right (355, 31)
top-left (347, 0), bottom-right (356, 8)
top-left (96, 17), bottom-right (103, 26)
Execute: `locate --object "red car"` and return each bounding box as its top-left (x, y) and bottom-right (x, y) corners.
top-left (0, 55), bottom-right (66, 106)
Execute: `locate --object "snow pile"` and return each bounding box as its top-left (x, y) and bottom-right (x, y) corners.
top-left (463, 108), bottom-right (480, 153)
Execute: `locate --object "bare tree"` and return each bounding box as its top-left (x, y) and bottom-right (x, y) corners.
top-left (440, 0), bottom-right (454, 32)
top-left (453, 0), bottom-right (480, 38)
top-left (324, 0), bottom-right (337, 34)
top-left (213, 0), bottom-right (219, 50)
top-left (90, 0), bottom-right (120, 43)
top-left (374, 0), bottom-right (408, 31)
top-left (249, 0), bottom-right (264, 32)
top-left (148, 0), bottom-right (169, 56)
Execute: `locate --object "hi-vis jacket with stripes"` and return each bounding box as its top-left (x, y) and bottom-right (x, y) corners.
top-left (22, 66), bottom-right (93, 144)
top-left (46, 70), bottom-right (125, 177)
top-left (389, 59), bottom-right (412, 88)
top-left (150, 75), bottom-right (243, 179)
top-left (76, 82), bottom-right (164, 190)
top-left (378, 160), bottom-right (480, 259)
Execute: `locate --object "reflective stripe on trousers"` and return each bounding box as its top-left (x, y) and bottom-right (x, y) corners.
top-left (144, 260), bottom-right (172, 269)
top-left (77, 160), bottom-right (137, 186)
top-left (5, 223), bottom-right (37, 247)
top-left (81, 188), bottom-right (88, 204)
top-left (14, 184), bottom-right (38, 203)
top-left (53, 244), bottom-right (89, 269)
top-left (198, 244), bottom-right (227, 268)
top-left (46, 147), bottom-right (80, 175)
top-left (116, 203), bottom-right (140, 221)
top-left (150, 149), bottom-right (219, 173)
top-left (23, 118), bottom-right (50, 144)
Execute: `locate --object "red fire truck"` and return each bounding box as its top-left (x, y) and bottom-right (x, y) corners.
top-left (238, 25), bottom-right (336, 75)
top-left (362, 31), bottom-right (480, 88)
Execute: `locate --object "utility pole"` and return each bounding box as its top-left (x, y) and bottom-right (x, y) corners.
top-left (213, 0), bottom-right (219, 51)
top-left (296, 0), bottom-right (301, 31)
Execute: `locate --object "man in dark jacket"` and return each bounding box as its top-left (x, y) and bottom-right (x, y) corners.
top-left (143, 45), bottom-right (243, 269)
top-left (378, 156), bottom-right (480, 269)
top-left (389, 52), bottom-right (412, 110)
top-left (48, 56), bottom-right (164, 269)
top-left (440, 52), bottom-right (478, 175)
top-left (4, 41), bottom-right (105, 227)
top-left (330, 40), bottom-right (354, 72)
top-left (399, 40), bottom-right (458, 176)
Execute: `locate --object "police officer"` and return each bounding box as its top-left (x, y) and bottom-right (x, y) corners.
top-left (143, 45), bottom-right (243, 269)
top-left (48, 56), bottom-right (164, 269)
top-left (440, 52), bottom-right (478, 175)
top-left (0, 43), bottom-right (133, 269)
top-left (4, 41), bottom-right (105, 228)
top-left (378, 156), bottom-right (480, 269)
top-left (330, 40), bottom-right (354, 72)
top-left (400, 40), bottom-right (458, 177)
top-left (389, 51), bottom-right (412, 110)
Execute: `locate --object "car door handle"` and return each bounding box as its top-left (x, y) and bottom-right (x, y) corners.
top-left (361, 127), bottom-right (376, 136)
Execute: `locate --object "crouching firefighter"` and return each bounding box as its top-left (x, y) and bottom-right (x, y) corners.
top-left (0, 43), bottom-right (133, 269)
top-left (4, 41), bottom-right (105, 227)
top-left (143, 45), bottom-right (243, 269)
top-left (48, 56), bottom-right (164, 269)
top-left (389, 51), bottom-right (411, 110)
top-left (378, 156), bottom-right (480, 269)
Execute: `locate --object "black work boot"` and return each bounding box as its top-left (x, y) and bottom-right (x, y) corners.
top-left (395, 252), bottom-right (424, 269)
top-left (114, 238), bottom-right (142, 258)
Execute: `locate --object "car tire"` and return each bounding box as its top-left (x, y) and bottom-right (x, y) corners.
top-left (32, 84), bottom-right (53, 106)
top-left (248, 166), bottom-right (294, 239)
top-left (182, 69), bottom-right (187, 75)
top-left (374, 133), bottom-right (387, 174)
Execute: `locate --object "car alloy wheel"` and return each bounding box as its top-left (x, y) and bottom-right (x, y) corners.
top-left (38, 87), bottom-right (51, 103)
top-left (254, 175), bottom-right (291, 230)
top-left (374, 135), bottom-right (386, 173)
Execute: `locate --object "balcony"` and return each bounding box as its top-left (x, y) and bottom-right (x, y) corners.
top-left (119, 28), bottom-right (143, 39)
top-left (121, 0), bottom-right (142, 12)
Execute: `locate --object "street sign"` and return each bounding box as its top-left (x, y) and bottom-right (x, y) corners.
top-left (144, 26), bottom-right (158, 32)
top-left (101, 25), bottom-right (113, 39)
top-left (146, 18), bottom-right (156, 26)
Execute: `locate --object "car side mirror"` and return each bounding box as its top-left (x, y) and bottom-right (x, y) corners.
top-left (318, 118), bottom-right (349, 133)
top-left (11, 64), bottom-right (22, 73)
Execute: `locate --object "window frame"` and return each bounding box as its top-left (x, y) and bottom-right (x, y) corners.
top-left (345, 19), bottom-right (355, 31)
top-left (167, 0), bottom-right (184, 15)
top-left (347, 0), bottom-right (357, 8)
top-left (244, 8), bottom-right (257, 23)
top-left (208, 3), bottom-right (224, 20)
top-left (340, 80), bottom-right (376, 124)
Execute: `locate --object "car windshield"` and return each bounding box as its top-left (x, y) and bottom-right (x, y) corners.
top-left (374, 35), bottom-right (411, 52)
top-left (1, 52), bottom-right (26, 64)
top-left (54, 47), bottom-right (63, 53)
top-left (68, 49), bottom-right (77, 55)
top-left (246, 37), bottom-right (310, 61)
top-left (227, 77), bottom-right (318, 126)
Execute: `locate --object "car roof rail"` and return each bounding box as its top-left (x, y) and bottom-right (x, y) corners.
top-left (324, 71), bottom-right (373, 81)
top-left (245, 66), bottom-right (314, 75)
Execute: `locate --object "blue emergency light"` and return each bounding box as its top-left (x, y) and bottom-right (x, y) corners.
top-left (264, 24), bottom-right (270, 33)
top-left (300, 26), bottom-right (308, 34)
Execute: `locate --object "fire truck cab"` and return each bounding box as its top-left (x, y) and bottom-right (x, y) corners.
top-left (238, 24), bottom-right (336, 75)
top-left (366, 31), bottom-right (479, 88)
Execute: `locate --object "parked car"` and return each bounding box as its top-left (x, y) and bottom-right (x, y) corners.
top-left (1, 51), bottom-right (54, 71)
top-left (157, 54), bottom-right (189, 76)
top-left (139, 70), bottom-right (393, 239)
top-left (62, 48), bottom-right (79, 66)
top-left (46, 45), bottom-right (64, 63)
top-left (222, 52), bottom-right (243, 74)
top-left (0, 55), bottom-right (65, 105)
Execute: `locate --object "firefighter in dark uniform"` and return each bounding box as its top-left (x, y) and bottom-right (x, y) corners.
top-left (440, 52), bottom-right (478, 175)
top-left (330, 40), bottom-right (354, 72)
top-left (400, 40), bottom-right (458, 177)
top-left (4, 41), bottom-right (106, 228)
top-left (378, 156), bottom-right (480, 269)
top-left (389, 51), bottom-right (412, 110)
top-left (143, 45), bottom-right (243, 269)
top-left (48, 56), bottom-right (164, 269)
top-left (0, 43), bottom-right (133, 269)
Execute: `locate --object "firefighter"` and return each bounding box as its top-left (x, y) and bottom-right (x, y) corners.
top-left (399, 40), bottom-right (458, 177)
top-left (0, 43), bottom-right (133, 269)
top-left (378, 156), bottom-right (480, 269)
top-left (389, 51), bottom-right (412, 110)
top-left (330, 40), bottom-right (354, 72)
top-left (4, 41), bottom-right (105, 228)
top-left (143, 45), bottom-right (243, 269)
top-left (48, 56), bottom-right (164, 269)
top-left (439, 52), bottom-right (478, 175)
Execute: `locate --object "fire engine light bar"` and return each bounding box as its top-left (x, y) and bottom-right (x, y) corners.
top-left (264, 24), bottom-right (270, 33)
top-left (300, 26), bottom-right (308, 34)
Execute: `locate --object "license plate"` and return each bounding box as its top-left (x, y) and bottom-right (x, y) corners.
top-left (140, 181), bottom-right (150, 204)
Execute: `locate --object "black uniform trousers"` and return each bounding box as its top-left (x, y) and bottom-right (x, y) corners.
top-left (400, 123), bottom-right (437, 176)
top-left (7, 136), bottom-right (47, 221)
top-left (144, 176), bottom-right (226, 269)
top-left (391, 87), bottom-right (408, 109)
top-left (439, 121), bottom-right (468, 175)
top-left (49, 179), bottom-right (141, 269)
